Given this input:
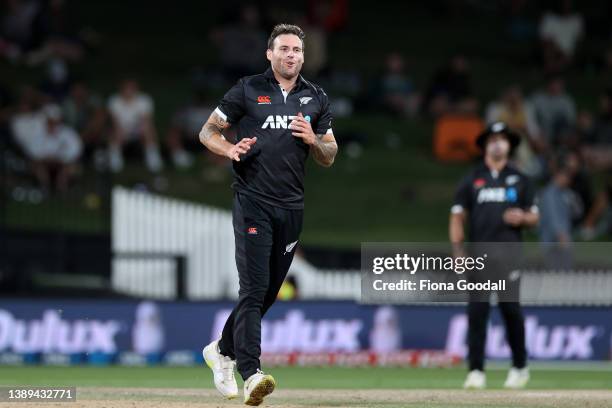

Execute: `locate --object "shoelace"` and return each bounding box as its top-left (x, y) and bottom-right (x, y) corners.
top-left (220, 355), bottom-right (235, 382)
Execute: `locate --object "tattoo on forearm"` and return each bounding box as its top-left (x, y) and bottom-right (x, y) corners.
top-left (311, 134), bottom-right (338, 167)
top-left (200, 112), bottom-right (229, 143)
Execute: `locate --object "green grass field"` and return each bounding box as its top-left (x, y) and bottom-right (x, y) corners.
top-left (3, 365), bottom-right (612, 390)
top-left (2, 364), bottom-right (612, 407)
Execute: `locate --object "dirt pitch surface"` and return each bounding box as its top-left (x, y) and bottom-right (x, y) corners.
top-left (2, 388), bottom-right (612, 408)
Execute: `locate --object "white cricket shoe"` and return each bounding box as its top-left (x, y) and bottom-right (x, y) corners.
top-left (203, 339), bottom-right (238, 399)
top-left (504, 367), bottom-right (529, 389)
top-left (244, 369), bottom-right (276, 406)
top-left (463, 370), bottom-right (486, 389)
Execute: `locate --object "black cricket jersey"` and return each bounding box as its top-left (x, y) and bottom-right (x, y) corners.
top-left (451, 162), bottom-right (537, 242)
top-left (215, 68), bottom-right (333, 210)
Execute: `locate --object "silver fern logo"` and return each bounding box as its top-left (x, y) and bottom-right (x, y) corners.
top-left (299, 97), bottom-right (312, 107)
top-left (284, 240), bottom-right (298, 255)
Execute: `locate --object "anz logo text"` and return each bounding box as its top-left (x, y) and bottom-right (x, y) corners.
top-left (261, 115), bottom-right (298, 129)
top-left (477, 187), bottom-right (518, 204)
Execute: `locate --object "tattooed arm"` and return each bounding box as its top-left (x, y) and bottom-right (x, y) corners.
top-left (310, 132), bottom-right (338, 167)
top-left (199, 111), bottom-right (256, 161)
top-left (289, 113), bottom-right (338, 167)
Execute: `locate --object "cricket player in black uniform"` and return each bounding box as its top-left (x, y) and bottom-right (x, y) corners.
top-left (199, 24), bottom-right (338, 405)
top-left (449, 122), bottom-right (539, 389)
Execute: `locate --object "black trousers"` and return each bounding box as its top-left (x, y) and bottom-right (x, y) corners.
top-left (465, 253), bottom-right (527, 372)
top-left (467, 301), bottom-right (527, 371)
top-left (467, 271), bottom-right (526, 371)
top-left (218, 193), bottom-right (303, 380)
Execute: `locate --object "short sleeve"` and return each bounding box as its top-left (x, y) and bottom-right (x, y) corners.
top-left (216, 79), bottom-right (246, 124)
top-left (314, 90), bottom-right (333, 135)
top-left (451, 175), bottom-right (473, 214)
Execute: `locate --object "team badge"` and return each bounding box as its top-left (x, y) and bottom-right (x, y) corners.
top-left (299, 97), bottom-right (312, 106)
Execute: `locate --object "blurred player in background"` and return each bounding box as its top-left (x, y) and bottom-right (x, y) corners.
top-left (199, 24), bottom-right (338, 405)
top-left (132, 301), bottom-right (165, 364)
top-left (449, 122), bottom-right (539, 389)
top-left (369, 306), bottom-right (402, 353)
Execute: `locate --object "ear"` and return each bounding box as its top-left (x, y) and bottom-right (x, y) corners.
top-left (266, 48), bottom-right (272, 62)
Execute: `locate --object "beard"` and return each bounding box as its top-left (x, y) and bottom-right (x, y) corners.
top-left (276, 60), bottom-right (302, 79)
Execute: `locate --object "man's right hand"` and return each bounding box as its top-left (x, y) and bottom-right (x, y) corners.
top-left (503, 207), bottom-right (525, 226)
top-left (226, 137), bottom-right (257, 161)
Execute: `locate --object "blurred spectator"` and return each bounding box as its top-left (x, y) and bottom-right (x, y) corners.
top-left (210, 4), bottom-right (267, 81)
top-left (581, 89), bottom-right (612, 170)
top-left (539, 151), bottom-right (582, 268)
top-left (485, 85), bottom-right (544, 177)
top-left (107, 79), bottom-right (163, 173)
top-left (538, 0), bottom-right (583, 73)
top-left (581, 175), bottom-right (612, 241)
top-left (591, 90), bottom-right (612, 146)
top-left (166, 90), bottom-right (213, 169)
top-left (423, 54), bottom-right (478, 117)
top-left (10, 86), bottom-right (44, 157)
top-left (565, 109), bottom-right (595, 150)
top-left (297, 16), bottom-right (327, 78)
top-left (301, 0), bottom-right (349, 77)
top-left (39, 57), bottom-right (71, 101)
top-left (376, 52), bottom-right (420, 118)
top-left (62, 81), bottom-right (107, 164)
top-left (28, 104), bottom-right (82, 192)
top-left (530, 75), bottom-right (576, 147)
top-left (576, 90), bottom-right (612, 238)
top-left (564, 147), bottom-right (595, 226)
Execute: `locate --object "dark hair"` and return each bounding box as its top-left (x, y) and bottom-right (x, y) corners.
top-left (267, 24), bottom-right (305, 50)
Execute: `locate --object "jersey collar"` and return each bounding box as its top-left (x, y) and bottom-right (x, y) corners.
top-left (264, 67), bottom-right (307, 91)
top-left (479, 160), bottom-right (513, 179)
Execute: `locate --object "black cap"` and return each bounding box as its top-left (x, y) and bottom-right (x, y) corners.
top-left (476, 121), bottom-right (521, 152)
